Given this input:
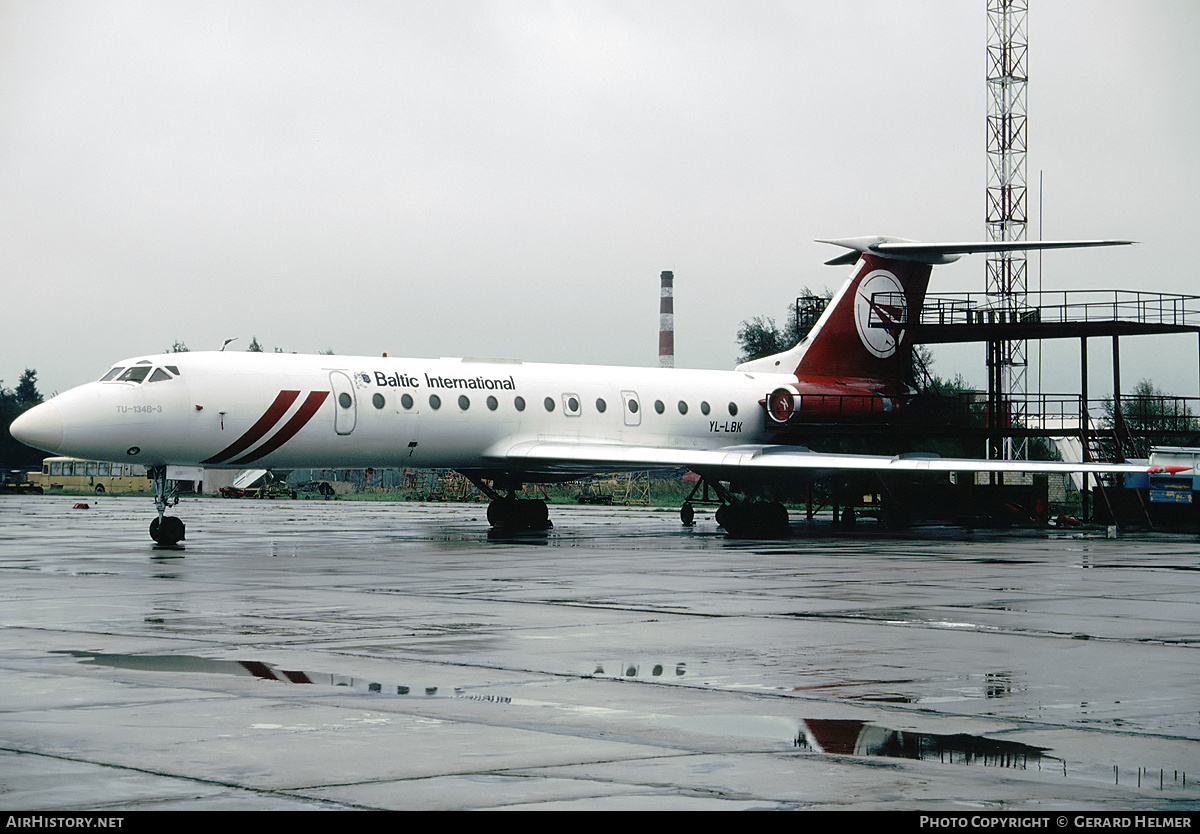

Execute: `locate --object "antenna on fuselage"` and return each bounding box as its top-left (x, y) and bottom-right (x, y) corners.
top-left (220, 338), bottom-right (237, 351)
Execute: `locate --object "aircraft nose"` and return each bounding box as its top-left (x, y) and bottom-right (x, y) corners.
top-left (10, 401), bottom-right (63, 454)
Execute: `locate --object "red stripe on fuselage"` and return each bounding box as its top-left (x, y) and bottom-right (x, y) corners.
top-left (202, 390), bottom-right (301, 465)
top-left (230, 390), bottom-right (329, 465)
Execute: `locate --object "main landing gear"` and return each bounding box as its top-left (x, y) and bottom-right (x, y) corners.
top-left (148, 466), bottom-right (186, 546)
top-left (464, 474), bottom-right (552, 532)
top-left (682, 475), bottom-right (790, 538)
top-left (715, 500), bottom-right (790, 538)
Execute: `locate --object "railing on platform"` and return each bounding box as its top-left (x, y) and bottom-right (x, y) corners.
top-left (928, 393), bottom-right (1200, 435)
top-left (870, 290), bottom-right (1200, 329)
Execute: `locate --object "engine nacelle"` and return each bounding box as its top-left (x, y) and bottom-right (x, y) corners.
top-left (767, 387), bottom-right (798, 424)
top-left (763, 382), bottom-right (898, 427)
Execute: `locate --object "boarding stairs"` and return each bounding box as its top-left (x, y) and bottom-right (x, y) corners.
top-left (1080, 410), bottom-right (1152, 529)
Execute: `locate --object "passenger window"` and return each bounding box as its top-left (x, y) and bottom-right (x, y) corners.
top-left (677, 401), bottom-right (688, 415)
top-left (458, 395), bottom-right (470, 410)
top-left (401, 393), bottom-right (414, 409)
top-left (701, 401), bottom-right (711, 415)
top-left (429, 394), bottom-right (442, 410)
top-left (596, 398), bottom-right (607, 413)
top-left (544, 396), bottom-right (555, 412)
top-left (515, 396), bottom-right (526, 412)
top-left (728, 402), bottom-right (739, 416)
top-left (372, 393), bottom-right (386, 409)
top-left (487, 396), bottom-right (498, 411)
top-left (563, 394), bottom-right (581, 416)
top-left (654, 400), bottom-right (664, 414)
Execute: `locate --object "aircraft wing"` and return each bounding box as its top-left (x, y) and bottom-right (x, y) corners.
top-left (491, 440), bottom-right (1177, 480)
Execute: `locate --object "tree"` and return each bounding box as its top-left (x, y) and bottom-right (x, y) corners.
top-left (168, 340), bottom-right (189, 353)
top-left (1102, 379), bottom-right (1199, 456)
top-left (736, 291), bottom-right (832, 364)
top-left (15, 369), bottom-right (42, 407)
top-left (1, 368), bottom-right (44, 468)
top-left (736, 316), bottom-right (787, 363)
top-left (247, 336), bottom-right (263, 352)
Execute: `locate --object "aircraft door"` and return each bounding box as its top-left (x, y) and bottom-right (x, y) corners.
top-left (621, 391), bottom-right (641, 427)
top-left (329, 371), bottom-right (357, 435)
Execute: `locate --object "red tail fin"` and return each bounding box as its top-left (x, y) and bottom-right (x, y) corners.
top-left (736, 236), bottom-right (1131, 385)
top-left (794, 254), bottom-right (931, 382)
top-left (737, 252), bottom-right (930, 388)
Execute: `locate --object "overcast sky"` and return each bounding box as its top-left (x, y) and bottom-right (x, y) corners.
top-left (3, 0), bottom-right (1199, 399)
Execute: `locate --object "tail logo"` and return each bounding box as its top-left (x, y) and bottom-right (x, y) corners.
top-left (854, 270), bottom-right (907, 359)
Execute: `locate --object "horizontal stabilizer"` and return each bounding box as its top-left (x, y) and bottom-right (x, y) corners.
top-left (818, 236), bottom-right (1134, 266)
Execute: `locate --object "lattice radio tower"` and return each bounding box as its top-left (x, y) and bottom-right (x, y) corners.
top-left (985, 0), bottom-right (1029, 459)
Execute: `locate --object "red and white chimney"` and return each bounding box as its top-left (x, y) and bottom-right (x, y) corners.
top-left (659, 270), bottom-right (674, 368)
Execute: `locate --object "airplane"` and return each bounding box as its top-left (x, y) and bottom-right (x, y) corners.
top-left (11, 236), bottom-right (1186, 545)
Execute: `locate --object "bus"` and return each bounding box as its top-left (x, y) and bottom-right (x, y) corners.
top-left (38, 457), bottom-right (152, 494)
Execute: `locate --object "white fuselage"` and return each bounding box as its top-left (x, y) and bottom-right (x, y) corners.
top-left (25, 352), bottom-right (789, 477)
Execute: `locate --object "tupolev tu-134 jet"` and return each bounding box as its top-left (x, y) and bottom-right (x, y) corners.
top-left (13, 236), bottom-right (1186, 544)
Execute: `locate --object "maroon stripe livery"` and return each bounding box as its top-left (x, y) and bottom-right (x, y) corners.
top-left (202, 390), bottom-right (301, 465)
top-left (230, 390), bottom-right (330, 465)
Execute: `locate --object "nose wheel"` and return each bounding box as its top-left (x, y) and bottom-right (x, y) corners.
top-left (150, 514), bottom-right (186, 546)
top-left (148, 466), bottom-right (185, 546)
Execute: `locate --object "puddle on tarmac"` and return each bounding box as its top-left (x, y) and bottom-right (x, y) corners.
top-left (53, 650), bottom-right (1199, 790)
top-left (58, 650), bottom-right (1062, 773)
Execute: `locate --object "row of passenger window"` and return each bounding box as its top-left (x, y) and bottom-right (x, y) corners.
top-left (361, 392), bottom-right (740, 417)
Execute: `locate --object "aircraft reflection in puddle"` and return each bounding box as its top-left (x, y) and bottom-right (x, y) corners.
top-left (55, 651), bottom-right (509, 701)
top-left (60, 650), bottom-right (1055, 771)
top-left (797, 718), bottom-right (1056, 770)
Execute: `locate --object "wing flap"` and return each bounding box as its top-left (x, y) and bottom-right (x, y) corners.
top-left (491, 439), bottom-right (1167, 479)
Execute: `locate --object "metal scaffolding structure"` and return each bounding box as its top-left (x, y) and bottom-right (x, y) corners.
top-left (985, 0), bottom-right (1029, 459)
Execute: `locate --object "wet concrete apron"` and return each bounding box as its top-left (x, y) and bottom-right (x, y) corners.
top-left (2, 496), bottom-right (1198, 810)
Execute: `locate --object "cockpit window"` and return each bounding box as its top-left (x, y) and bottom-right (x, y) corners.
top-left (117, 366), bottom-right (152, 384)
top-left (100, 367), bottom-right (125, 381)
top-left (165, 366), bottom-right (180, 375)
top-left (147, 368), bottom-right (173, 383)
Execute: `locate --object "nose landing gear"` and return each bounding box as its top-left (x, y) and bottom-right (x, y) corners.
top-left (148, 466), bottom-right (185, 546)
